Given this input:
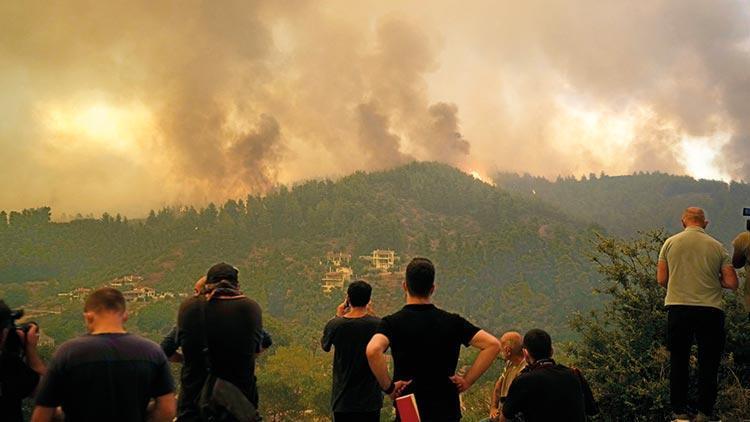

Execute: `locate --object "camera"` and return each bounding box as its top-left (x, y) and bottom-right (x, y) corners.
top-left (2, 308), bottom-right (39, 356)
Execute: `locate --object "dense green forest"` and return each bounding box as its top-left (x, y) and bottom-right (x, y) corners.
top-left (495, 171), bottom-right (750, 244)
top-left (5, 163), bottom-right (750, 420)
top-left (0, 162), bottom-right (601, 420)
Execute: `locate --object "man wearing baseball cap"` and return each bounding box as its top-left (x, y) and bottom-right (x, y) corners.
top-left (174, 263), bottom-right (264, 421)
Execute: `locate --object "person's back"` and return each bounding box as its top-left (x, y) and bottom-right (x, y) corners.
top-left (36, 333), bottom-right (173, 421)
top-left (176, 263), bottom-right (262, 420)
top-left (502, 329), bottom-right (597, 422)
top-left (657, 208), bottom-right (738, 420)
top-left (367, 258), bottom-right (500, 422)
top-left (323, 316), bottom-right (382, 419)
top-left (503, 362), bottom-right (589, 421)
top-left (322, 280), bottom-right (383, 422)
top-left (178, 295), bottom-right (262, 401)
top-left (661, 226), bottom-right (730, 309)
top-left (32, 288), bottom-right (175, 422)
top-left (380, 304), bottom-right (478, 419)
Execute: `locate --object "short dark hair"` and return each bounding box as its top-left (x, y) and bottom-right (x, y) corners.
top-left (523, 328), bottom-right (553, 360)
top-left (347, 280), bottom-right (372, 307)
top-left (405, 257), bottom-right (435, 297)
top-left (84, 288), bottom-right (126, 314)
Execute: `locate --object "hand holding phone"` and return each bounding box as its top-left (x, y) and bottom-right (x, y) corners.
top-left (336, 297), bottom-right (350, 317)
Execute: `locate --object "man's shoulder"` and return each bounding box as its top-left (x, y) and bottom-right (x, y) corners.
top-left (383, 305), bottom-right (462, 322)
top-left (327, 315), bottom-right (381, 332)
top-left (734, 231), bottom-right (750, 245)
top-left (667, 229), bottom-right (723, 247)
top-left (179, 295), bottom-right (203, 313)
top-left (180, 295), bottom-right (259, 311)
top-left (509, 367), bottom-right (536, 388)
top-left (430, 306), bottom-right (472, 327)
top-left (363, 315), bottom-right (382, 324)
top-left (382, 308), bottom-right (405, 321)
top-left (324, 316), bottom-right (345, 330)
top-left (55, 334), bottom-right (163, 363)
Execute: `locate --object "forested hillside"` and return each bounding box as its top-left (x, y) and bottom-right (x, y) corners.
top-left (495, 172), bottom-right (750, 244)
top-left (0, 162), bottom-right (601, 419)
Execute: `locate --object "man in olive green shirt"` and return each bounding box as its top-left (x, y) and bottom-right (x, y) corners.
top-left (657, 207), bottom-right (738, 421)
top-left (731, 231), bottom-right (750, 313)
top-left (484, 331), bottom-right (526, 422)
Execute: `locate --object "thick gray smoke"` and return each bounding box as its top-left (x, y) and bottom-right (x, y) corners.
top-left (1, 0), bottom-right (749, 216)
top-left (356, 102), bottom-right (413, 168)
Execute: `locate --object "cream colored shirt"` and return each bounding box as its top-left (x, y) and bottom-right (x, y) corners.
top-left (495, 358), bottom-right (527, 401)
top-left (659, 226), bottom-right (731, 310)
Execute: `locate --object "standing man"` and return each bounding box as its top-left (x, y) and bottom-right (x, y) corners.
top-left (366, 257), bottom-right (500, 421)
top-left (731, 229), bottom-right (750, 316)
top-left (500, 329), bottom-right (597, 421)
top-left (657, 207), bottom-right (738, 421)
top-left (176, 262), bottom-right (263, 421)
top-left (0, 300), bottom-right (46, 422)
top-left (31, 288), bottom-right (176, 422)
top-left (483, 331), bottom-right (526, 422)
top-left (322, 280), bottom-right (383, 422)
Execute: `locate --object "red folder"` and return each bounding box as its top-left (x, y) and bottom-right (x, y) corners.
top-left (396, 394), bottom-right (421, 422)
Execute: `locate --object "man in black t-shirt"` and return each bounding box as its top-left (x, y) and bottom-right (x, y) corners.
top-left (31, 288), bottom-right (175, 422)
top-left (0, 300), bottom-right (46, 422)
top-left (161, 275), bottom-right (271, 363)
top-left (322, 280), bottom-right (383, 422)
top-left (176, 262), bottom-right (264, 421)
top-left (367, 257), bottom-right (501, 421)
top-left (501, 329), bottom-right (598, 422)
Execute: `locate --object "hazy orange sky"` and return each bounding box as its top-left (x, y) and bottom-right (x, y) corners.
top-left (2, 1), bottom-right (749, 217)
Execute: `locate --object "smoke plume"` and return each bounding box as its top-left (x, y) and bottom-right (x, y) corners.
top-left (1, 0), bottom-right (749, 216)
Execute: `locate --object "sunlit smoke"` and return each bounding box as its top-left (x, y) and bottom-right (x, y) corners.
top-left (1, 0), bottom-right (748, 216)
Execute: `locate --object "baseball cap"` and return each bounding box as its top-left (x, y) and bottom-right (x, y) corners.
top-left (206, 262), bottom-right (239, 284)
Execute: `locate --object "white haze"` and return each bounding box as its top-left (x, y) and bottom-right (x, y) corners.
top-left (1, 0), bottom-right (749, 217)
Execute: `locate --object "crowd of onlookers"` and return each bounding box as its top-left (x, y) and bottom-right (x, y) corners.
top-left (0, 206), bottom-right (748, 422)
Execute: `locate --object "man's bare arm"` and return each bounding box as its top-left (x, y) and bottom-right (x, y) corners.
top-left (450, 330), bottom-right (500, 392)
top-left (147, 393), bottom-right (176, 422)
top-left (490, 377), bottom-right (502, 418)
top-left (657, 260), bottom-right (669, 288)
top-left (366, 334), bottom-right (391, 390)
top-left (721, 265), bottom-right (739, 290)
top-left (366, 334), bottom-right (411, 399)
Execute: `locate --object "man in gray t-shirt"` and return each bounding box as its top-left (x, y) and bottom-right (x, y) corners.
top-left (32, 288), bottom-right (175, 422)
top-left (657, 207), bottom-right (738, 421)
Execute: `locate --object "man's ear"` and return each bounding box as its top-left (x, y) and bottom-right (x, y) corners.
top-left (430, 284), bottom-right (436, 296)
top-left (83, 311), bottom-right (94, 325)
top-left (704, 220), bottom-right (710, 229)
top-left (550, 346), bottom-right (554, 358)
top-left (523, 348), bottom-right (531, 363)
top-left (402, 281), bottom-right (408, 293)
top-left (122, 311), bottom-right (129, 323)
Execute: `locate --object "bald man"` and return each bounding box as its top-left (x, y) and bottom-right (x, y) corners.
top-left (484, 332), bottom-right (526, 422)
top-left (657, 207), bottom-right (738, 421)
